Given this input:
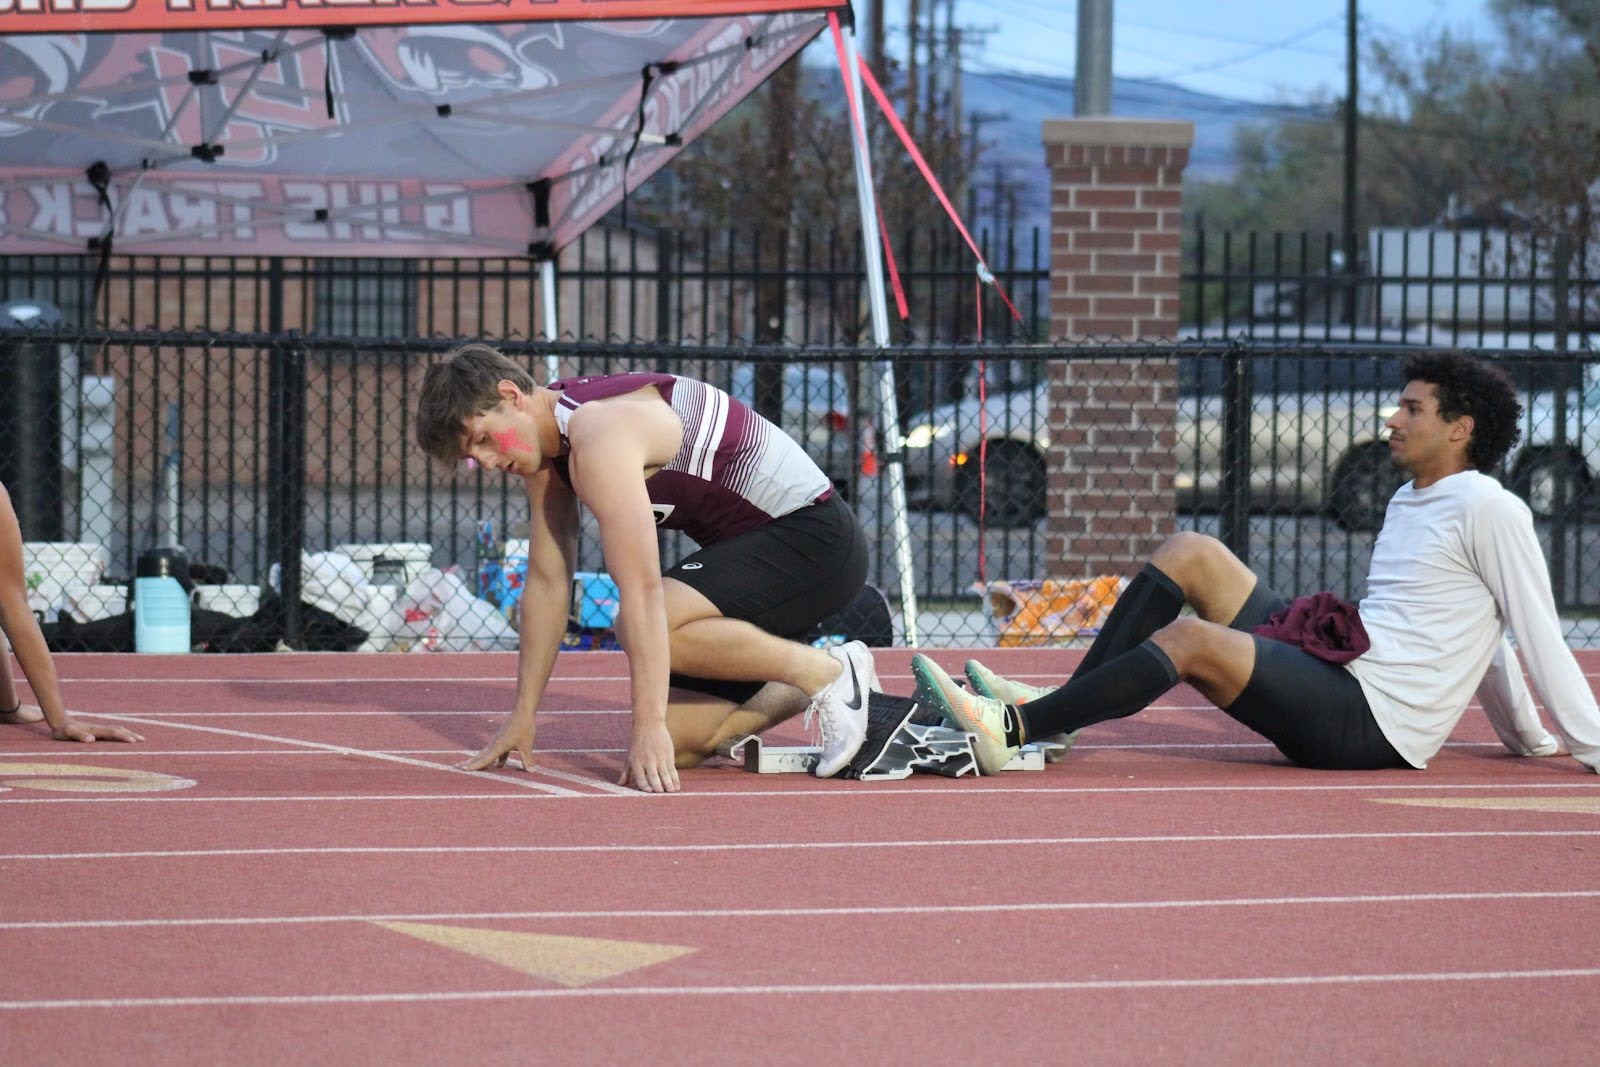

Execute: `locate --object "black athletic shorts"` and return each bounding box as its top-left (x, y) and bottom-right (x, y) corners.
top-left (1223, 576), bottom-right (1411, 771)
top-left (664, 492), bottom-right (867, 704)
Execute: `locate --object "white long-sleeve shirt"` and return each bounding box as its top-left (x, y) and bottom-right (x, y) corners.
top-left (1344, 469), bottom-right (1600, 772)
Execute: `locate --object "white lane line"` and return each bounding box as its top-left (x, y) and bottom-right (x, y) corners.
top-left (516, 763), bottom-right (634, 795)
top-left (89, 714), bottom-right (588, 797)
top-left (57, 710), bottom-right (625, 718)
top-left (0, 748), bottom-right (628, 758)
top-left (56, 675), bottom-right (601, 685)
top-left (5, 889), bottom-right (1598, 931)
top-left (1070, 741), bottom-right (1506, 751)
top-left (2, 742), bottom-right (1515, 759)
top-left (0, 793), bottom-right (587, 805)
top-left (4, 779), bottom-right (1597, 805)
top-left (4, 968), bottom-right (1599, 1010)
top-left (40, 705), bottom-right (1560, 717)
top-left (53, 669), bottom-right (1600, 685)
top-left (5, 829), bottom-right (1599, 861)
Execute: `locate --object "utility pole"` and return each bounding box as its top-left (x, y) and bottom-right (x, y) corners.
top-left (906, 0), bottom-right (921, 141)
top-left (1075, 0), bottom-right (1113, 116)
top-left (943, 0), bottom-right (962, 194)
top-left (753, 59), bottom-right (797, 416)
top-left (923, 0), bottom-right (944, 142)
top-left (1342, 0), bottom-right (1359, 324)
top-left (991, 164), bottom-right (1002, 236)
top-left (966, 109), bottom-right (1006, 222)
top-left (868, 0), bottom-right (886, 80)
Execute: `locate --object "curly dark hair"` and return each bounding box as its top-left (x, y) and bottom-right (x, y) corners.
top-left (1401, 351), bottom-right (1523, 471)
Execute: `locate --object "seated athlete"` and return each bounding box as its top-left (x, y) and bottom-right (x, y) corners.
top-left (914, 350), bottom-right (1600, 776)
top-left (415, 343), bottom-right (879, 792)
top-left (0, 481), bottom-right (143, 744)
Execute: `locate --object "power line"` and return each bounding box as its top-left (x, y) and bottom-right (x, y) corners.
top-left (1117, 16), bottom-right (1345, 58)
top-left (1152, 16), bottom-right (1344, 79)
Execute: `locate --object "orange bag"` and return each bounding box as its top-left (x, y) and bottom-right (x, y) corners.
top-left (983, 575), bottom-right (1128, 648)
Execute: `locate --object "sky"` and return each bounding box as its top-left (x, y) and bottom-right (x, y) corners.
top-left (867, 0), bottom-right (1504, 104)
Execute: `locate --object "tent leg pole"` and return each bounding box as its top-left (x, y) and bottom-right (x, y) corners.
top-left (540, 258), bottom-right (560, 383)
top-left (840, 25), bottom-right (919, 647)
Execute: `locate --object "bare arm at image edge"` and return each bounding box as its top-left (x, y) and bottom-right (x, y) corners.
top-left (0, 483), bottom-right (142, 744)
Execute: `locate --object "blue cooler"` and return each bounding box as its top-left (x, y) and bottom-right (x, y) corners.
top-left (134, 576), bottom-right (192, 653)
top-left (571, 571), bottom-right (620, 629)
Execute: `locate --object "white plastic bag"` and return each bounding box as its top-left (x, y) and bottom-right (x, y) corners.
top-left (269, 551), bottom-right (408, 651)
top-left (400, 567), bottom-right (518, 651)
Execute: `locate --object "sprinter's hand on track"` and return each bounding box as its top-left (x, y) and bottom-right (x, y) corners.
top-left (619, 721), bottom-right (679, 793)
top-left (51, 718), bottom-right (143, 743)
top-left (459, 714), bottom-right (536, 772)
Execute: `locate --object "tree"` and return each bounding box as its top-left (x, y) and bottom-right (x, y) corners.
top-left (627, 57), bottom-right (976, 240)
top-left (1469, 0), bottom-right (1600, 245)
top-left (619, 51), bottom-right (988, 342)
top-left (1187, 0), bottom-right (1598, 248)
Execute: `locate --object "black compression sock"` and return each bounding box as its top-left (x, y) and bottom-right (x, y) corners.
top-left (1020, 640), bottom-right (1181, 739)
top-left (1072, 564), bottom-right (1185, 680)
top-left (1004, 708), bottom-right (1024, 748)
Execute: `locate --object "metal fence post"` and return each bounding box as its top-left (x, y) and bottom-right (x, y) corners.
top-left (1550, 234), bottom-right (1572, 603)
top-left (267, 333), bottom-right (308, 646)
top-left (1219, 339), bottom-right (1252, 561)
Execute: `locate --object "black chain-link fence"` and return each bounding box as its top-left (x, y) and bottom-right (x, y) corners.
top-left (4, 325), bottom-right (1597, 650)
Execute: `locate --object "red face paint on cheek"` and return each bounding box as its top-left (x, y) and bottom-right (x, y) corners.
top-left (492, 428), bottom-right (536, 455)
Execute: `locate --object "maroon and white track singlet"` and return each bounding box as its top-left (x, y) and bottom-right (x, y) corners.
top-left (548, 372), bottom-right (833, 546)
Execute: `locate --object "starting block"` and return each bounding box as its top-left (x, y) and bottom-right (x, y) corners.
top-left (716, 692), bottom-right (1066, 779)
top-left (721, 735), bottom-right (820, 774)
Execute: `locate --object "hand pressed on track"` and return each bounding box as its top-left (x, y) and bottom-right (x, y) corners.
top-left (619, 721), bottom-right (679, 793)
top-left (52, 719), bottom-right (144, 743)
top-left (2, 704), bottom-right (142, 743)
top-left (459, 715), bottom-right (536, 772)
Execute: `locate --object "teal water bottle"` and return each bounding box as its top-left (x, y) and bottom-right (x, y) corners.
top-left (133, 576), bottom-right (192, 653)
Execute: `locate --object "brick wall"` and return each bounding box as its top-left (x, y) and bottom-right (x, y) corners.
top-left (1042, 118), bottom-right (1192, 579)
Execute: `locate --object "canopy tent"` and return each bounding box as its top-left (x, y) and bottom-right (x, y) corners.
top-left (1, 0), bottom-right (923, 641)
top-left (0, 1), bottom-right (843, 257)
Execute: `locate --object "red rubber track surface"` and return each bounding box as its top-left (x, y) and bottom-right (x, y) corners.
top-left (2, 649), bottom-right (1597, 1065)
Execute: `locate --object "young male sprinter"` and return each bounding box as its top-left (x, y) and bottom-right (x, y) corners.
top-left (916, 351), bottom-right (1600, 776)
top-left (0, 482), bottom-right (143, 744)
top-left (416, 344), bottom-right (879, 792)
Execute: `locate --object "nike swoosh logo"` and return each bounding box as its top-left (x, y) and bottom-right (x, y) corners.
top-left (841, 658), bottom-right (864, 712)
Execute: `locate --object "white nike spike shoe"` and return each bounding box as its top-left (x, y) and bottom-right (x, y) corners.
top-left (808, 641), bottom-right (877, 778)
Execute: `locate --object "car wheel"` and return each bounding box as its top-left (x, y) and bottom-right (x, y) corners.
top-left (1329, 442), bottom-right (1406, 532)
top-left (1511, 448), bottom-right (1591, 518)
top-left (956, 440), bottom-right (1047, 527)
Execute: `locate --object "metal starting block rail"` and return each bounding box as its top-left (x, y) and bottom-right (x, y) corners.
top-left (721, 735), bottom-right (821, 774)
top-left (717, 692), bottom-right (1066, 780)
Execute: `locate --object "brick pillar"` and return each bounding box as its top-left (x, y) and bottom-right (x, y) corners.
top-left (1042, 118), bottom-right (1192, 580)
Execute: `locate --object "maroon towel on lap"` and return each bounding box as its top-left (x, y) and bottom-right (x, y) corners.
top-left (1251, 591), bottom-right (1370, 664)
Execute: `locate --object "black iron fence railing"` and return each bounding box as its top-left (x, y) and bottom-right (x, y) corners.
top-left (1184, 227), bottom-right (1597, 343)
top-left (0, 224), bottom-right (1056, 349)
top-left (3, 327), bottom-right (1597, 649)
top-left (8, 226), bottom-right (1595, 356)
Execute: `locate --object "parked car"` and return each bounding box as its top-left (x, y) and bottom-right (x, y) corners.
top-left (901, 353), bottom-right (1409, 530)
top-left (729, 362), bottom-right (872, 500)
top-left (1508, 361), bottom-right (1600, 517)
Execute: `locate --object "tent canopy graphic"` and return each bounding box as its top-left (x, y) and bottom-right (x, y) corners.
top-left (0, 1), bottom-right (847, 256)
